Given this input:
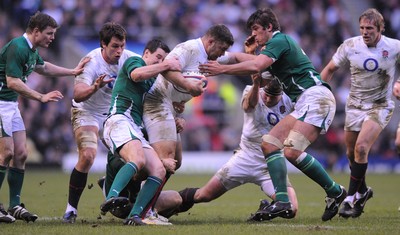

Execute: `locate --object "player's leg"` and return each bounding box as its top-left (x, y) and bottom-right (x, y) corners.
top-left (154, 190), bottom-right (182, 214)
top-left (124, 147), bottom-right (165, 226)
top-left (260, 116), bottom-right (293, 217)
top-left (284, 121), bottom-right (345, 221)
top-left (0, 134), bottom-right (15, 223)
top-left (8, 130), bottom-right (38, 222)
top-left (346, 120), bottom-right (381, 217)
top-left (63, 125), bottom-right (99, 223)
top-left (282, 86), bottom-right (345, 221)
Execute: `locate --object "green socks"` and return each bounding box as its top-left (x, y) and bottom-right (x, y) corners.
top-left (295, 153), bottom-right (341, 197)
top-left (107, 162), bottom-right (138, 199)
top-left (129, 176), bottom-right (162, 217)
top-left (266, 151), bottom-right (289, 202)
top-left (8, 167), bottom-right (24, 208)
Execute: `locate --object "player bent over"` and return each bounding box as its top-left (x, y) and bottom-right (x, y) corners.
top-left (159, 74), bottom-right (298, 221)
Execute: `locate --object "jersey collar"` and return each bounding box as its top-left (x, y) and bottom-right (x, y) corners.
top-left (196, 38), bottom-right (208, 59)
top-left (23, 33), bottom-right (34, 50)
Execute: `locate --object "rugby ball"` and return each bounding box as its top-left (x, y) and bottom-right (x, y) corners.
top-left (173, 71), bottom-right (208, 94)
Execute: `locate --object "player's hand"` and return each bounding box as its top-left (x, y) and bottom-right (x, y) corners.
top-left (93, 74), bottom-right (115, 91)
top-left (251, 73), bottom-right (262, 86)
top-left (186, 79), bottom-right (205, 97)
top-left (161, 158), bottom-right (177, 174)
top-left (72, 56), bottom-right (91, 76)
top-left (40, 90), bottom-right (64, 103)
top-left (393, 81), bottom-right (400, 100)
top-left (198, 61), bottom-right (222, 77)
top-left (173, 101), bottom-right (186, 114)
top-left (244, 35), bottom-right (258, 54)
top-left (174, 116), bottom-right (186, 133)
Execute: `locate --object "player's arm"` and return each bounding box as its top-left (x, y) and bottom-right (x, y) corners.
top-left (73, 74), bottom-right (114, 102)
top-left (34, 57), bottom-right (90, 77)
top-left (242, 74), bottom-right (261, 112)
top-left (320, 59), bottom-right (339, 82)
top-left (6, 76), bottom-right (63, 102)
top-left (162, 70), bottom-right (205, 97)
top-left (199, 54), bottom-right (272, 76)
top-left (131, 58), bottom-right (181, 82)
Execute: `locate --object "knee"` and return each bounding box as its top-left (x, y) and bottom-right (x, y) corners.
top-left (261, 134), bottom-right (283, 155)
top-left (354, 142), bottom-right (369, 161)
top-left (151, 161), bottom-right (166, 179)
top-left (79, 148), bottom-right (97, 167)
top-left (0, 148), bottom-right (14, 165)
top-left (13, 147), bottom-right (28, 166)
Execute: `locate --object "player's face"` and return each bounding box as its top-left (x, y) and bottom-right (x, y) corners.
top-left (102, 37), bottom-right (125, 64)
top-left (250, 23), bottom-right (269, 46)
top-left (143, 48), bottom-right (168, 65)
top-left (35, 26), bottom-right (56, 48)
top-left (261, 91), bottom-right (281, 107)
top-left (207, 41), bottom-right (230, 60)
top-left (359, 18), bottom-right (381, 47)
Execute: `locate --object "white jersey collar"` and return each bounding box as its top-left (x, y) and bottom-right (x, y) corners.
top-left (196, 38), bottom-right (208, 59)
top-left (23, 33), bottom-right (34, 49)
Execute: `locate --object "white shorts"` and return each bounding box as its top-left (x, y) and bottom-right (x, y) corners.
top-left (143, 93), bottom-right (178, 143)
top-left (0, 100), bottom-right (25, 137)
top-left (290, 85), bottom-right (336, 134)
top-left (345, 104), bottom-right (394, 131)
top-left (215, 148), bottom-right (292, 198)
top-left (103, 114), bottom-right (152, 154)
top-left (71, 106), bottom-right (107, 132)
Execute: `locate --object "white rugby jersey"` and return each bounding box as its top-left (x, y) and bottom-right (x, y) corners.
top-left (332, 35), bottom-right (400, 109)
top-left (147, 38), bottom-right (211, 103)
top-left (239, 86), bottom-right (293, 156)
top-left (72, 48), bottom-right (140, 114)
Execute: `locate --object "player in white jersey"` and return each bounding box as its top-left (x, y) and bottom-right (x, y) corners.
top-left (157, 73), bottom-right (298, 221)
top-left (321, 8), bottom-right (400, 218)
top-left (143, 25), bottom-right (233, 167)
top-left (141, 25), bottom-right (234, 210)
top-left (63, 22), bottom-right (140, 223)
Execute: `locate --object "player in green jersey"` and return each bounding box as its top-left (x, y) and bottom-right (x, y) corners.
top-left (0, 12), bottom-right (88, 223)
top-left (199, 8), bottom-right (346, 221)
top-left (100, 38), bottom-right (181, 226)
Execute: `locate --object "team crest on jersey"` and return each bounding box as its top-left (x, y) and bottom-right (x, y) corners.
top-left (279, 105), bottom-right (286, 114)
top-left (382, 50), bottom-right (388, 59)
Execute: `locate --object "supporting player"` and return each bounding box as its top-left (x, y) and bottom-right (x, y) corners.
top-left (158, 73), bottom-right (299, 221)
top-left (199, 8), bottom-right (346, 221)
top-left (62, 22), bottom-right (140, 223)
top-left (0, 11), bottom-right (88, 223)
top-left (141, 25), bottom-right (234, 212)
top-left (321, 8), bottom-right (400, 218)
top-left (100, 39), bottom-right (181, 226)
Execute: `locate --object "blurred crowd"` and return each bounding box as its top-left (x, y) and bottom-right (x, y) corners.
top-left (0, 0), bottom-right (399, 166)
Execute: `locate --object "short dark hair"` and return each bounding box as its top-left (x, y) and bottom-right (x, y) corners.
top-left (205, 24), bottom-right (234, 46)
top-left (263, 76), bottom-right (282, 96)
top-left (26, 11), bottom-right (58, 33)
top-left (143, 38), bottom-right (170, 54)
top-left (99, 22), bottom-right (127, 48)
top-left (359, 8), bottom-right (385, 33)
top-left (247, 8), bottom-right (281, 32)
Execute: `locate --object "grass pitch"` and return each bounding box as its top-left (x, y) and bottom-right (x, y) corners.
top-left (0, 170), bottom-right (399, 235)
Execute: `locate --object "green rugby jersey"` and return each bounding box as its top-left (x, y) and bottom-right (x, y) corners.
top-left (261, 32), bottom-right (329, 101)
top-left (0, 36), bottom-right (44, 101)
top-left (108, 56), bottom-right (155, 126)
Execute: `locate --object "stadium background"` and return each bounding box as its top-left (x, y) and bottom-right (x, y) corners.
top-left (1, 0), bottom-right (399, 173)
